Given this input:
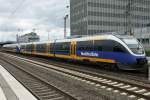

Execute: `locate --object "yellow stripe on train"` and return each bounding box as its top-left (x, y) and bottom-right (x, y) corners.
top-left (21, 51), bottom-right (116, 64)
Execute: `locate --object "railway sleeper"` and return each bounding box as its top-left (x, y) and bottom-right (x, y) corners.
top-left (31, 86), bottom-right (50, 90)
top-left (38, 92), bottom-right (57, 96)
top-left (41, 94), bottom-right (60, 99)
top-left (35, 90), bottom-right (55, 94)
top-left (37, 91), bottom-right (56, 95)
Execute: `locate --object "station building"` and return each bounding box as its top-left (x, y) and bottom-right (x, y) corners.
top-left (17, 32), bottom-right (40, 43)
top-left (70, 0), bottom-right (150, 36)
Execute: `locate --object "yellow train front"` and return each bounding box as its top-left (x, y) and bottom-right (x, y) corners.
top-left (3, 34), bottom-right (148, 70)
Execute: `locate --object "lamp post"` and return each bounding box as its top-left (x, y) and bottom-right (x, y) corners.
top-left (33, 28), bottom-right (36, 32)
top-left (17, 28), bottom-right (21, 43)
top-left (47, 30), bottom-right (50, 41)
top-left (64, 14), bottom-right (68, 38)
top-left (64, 5), bottom-right (69, 38)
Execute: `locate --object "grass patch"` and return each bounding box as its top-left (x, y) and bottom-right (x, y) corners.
top-left (146, 50), bottom-right (150, 56)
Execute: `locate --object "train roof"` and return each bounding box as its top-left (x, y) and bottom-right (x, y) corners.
top-left (3, 34), bottom-right (135, 47)
top-left (56, 34), bottom-right (134, 42)
top-left (3, 43), bottom-right (18, 47)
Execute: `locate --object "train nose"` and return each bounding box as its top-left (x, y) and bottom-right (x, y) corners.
top-left (136, 58), bottom-right (148, 65)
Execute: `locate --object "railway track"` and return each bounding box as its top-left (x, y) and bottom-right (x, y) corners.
top-left (1, 52), bottom-right (150, 100)
top-left (9, 52), bottom-right (149, 85)
top-left (0, 55), bottom-right (78, 100)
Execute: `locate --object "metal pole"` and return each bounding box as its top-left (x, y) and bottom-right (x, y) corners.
top-left (33, 28), bottom-right (36, 32)
top-left (48, 30), bottom-right (50, 41)
top-left (17, 28), bottom-right (20, 43)
top-left (16, 34), bottom-right (19, 43)
top-left (64, 15), bottom-right (68, 38)
top-left (48, 32), bottom-right (49, 41)
top-left (64, 17), bottom-right (66, 38)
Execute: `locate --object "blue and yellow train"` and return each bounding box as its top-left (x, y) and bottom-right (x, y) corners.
top-left (3, 34), bottom-right (148, 70)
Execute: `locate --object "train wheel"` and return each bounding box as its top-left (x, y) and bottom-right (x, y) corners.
top-left (111, 64), bottom-right (119, 71)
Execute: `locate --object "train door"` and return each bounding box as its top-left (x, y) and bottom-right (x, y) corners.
top-left (70, 41), bottom-right (76, 59)
top-left (47, 43), bottom-right (54, 57)
top-left (16, 45), bottom-right (20, 53)
top-left (46, 43), bottom-right (50, 54)
top-left (31, 43), bottom-right (35, 54)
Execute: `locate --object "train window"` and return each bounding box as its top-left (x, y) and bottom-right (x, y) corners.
top-left (36, 43), bottom-right (47, 53)
top-left (21, 45), bottom-right (26, 51)
top-left (54, 42), bottom-right (70, 53)
top-left (94, 40), bottom-right (102, 51)
top-left (113, 42), bottom-right (127, 53)
top-left (77, 41), bottom-right (93, 51)
top-left (94, 40), bottom-right (127, 52)
top-left (26, 45), bottom-right (29, 51)
top-left (102, 40), bottom-right (114, 52)
top-left (26, 44), bottom-right (33, 52)
top-left (94, 46), bottom-right (102, 51)
top-left (94, 40), bottom-right (114, 52)
top-left (113, 46), bottom-right (124, 52)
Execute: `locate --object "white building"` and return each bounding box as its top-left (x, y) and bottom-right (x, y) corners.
top-left (17, 32), bottom-right (40, 43)
top-left (134, 27), bottom-right (150, 50)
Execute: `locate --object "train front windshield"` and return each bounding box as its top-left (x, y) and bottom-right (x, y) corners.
top-left (123, 38), bottom-right (144, 55)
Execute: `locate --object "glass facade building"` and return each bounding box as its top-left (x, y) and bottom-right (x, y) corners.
top-left (70, 0), bottom-right (150, 36)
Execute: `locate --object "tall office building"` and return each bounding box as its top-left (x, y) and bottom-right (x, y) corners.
top-left (70, 0), bottom-right (150, 36)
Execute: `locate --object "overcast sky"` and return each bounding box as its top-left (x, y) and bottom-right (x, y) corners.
top-left (0, 0), bottom-right (70, 42)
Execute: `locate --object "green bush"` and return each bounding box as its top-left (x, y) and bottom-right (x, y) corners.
top-left (146, 50), bottom-right (150, 56)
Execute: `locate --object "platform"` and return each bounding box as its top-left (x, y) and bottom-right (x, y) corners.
top-left (0, 65), bottom-right (37, 100)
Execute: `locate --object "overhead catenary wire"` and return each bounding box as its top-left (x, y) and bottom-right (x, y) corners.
top-left (8, 0), bottom-right (27, 19)
top-left (0, 0), bottom-right (27, 32)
